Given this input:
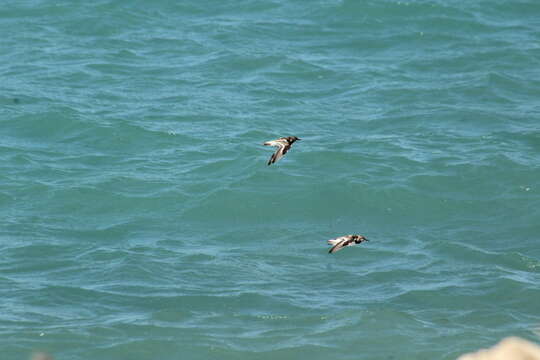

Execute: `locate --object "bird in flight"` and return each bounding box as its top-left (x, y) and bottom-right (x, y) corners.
top-left (263, 136), bottom-right (301, 166)
top-left (327, 235), bottom-right (369, 254)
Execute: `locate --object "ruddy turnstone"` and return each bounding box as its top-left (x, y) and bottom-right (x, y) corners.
top-left (327, 235), bottom-right (369, 254)
top-left (263, 136), bottom-right (301, 166)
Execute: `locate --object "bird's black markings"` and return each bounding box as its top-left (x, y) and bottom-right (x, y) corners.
top-left (263, 136), bottom-right (300, 166)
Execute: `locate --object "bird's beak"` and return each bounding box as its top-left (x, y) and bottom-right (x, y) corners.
top-left (364, 238), bottom-right (369, 241)
top-left (297, 138), bottom-right (302, 140)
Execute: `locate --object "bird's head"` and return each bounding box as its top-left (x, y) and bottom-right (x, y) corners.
top-left (288, 136), bottom-right (301, 142)
top-left (355, 235), bottom-right (369, 243)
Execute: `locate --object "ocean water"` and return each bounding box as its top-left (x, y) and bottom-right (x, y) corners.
top-left (1, 0), bottom-right (540, 359)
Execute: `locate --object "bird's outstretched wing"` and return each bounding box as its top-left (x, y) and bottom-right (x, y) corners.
top-left (264, 138), bottom-right (291, 166)
top-left (328, 237), bottom-right (354, 254)
top-left (327, 236), bottom-right (347, 246)
top-left (269, 144), bottom-right (292, 165)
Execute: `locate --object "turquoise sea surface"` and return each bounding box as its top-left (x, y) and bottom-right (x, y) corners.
top-left (1, 0), bottom-right (540, 359)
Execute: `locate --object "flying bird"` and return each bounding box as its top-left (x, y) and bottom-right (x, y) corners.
top-left (327, 235), bottom-right (369, 254)
top-left (263, 136), bottom-right (301, 165)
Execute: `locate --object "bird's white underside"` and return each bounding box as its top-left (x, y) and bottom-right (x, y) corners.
top-left (327, 236), bottom-right (348, 245)
top-left (265, 140), bottom-right (285, 147)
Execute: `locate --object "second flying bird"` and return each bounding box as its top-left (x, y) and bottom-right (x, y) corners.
top-left (263, 136), bottom-right (301, 166)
